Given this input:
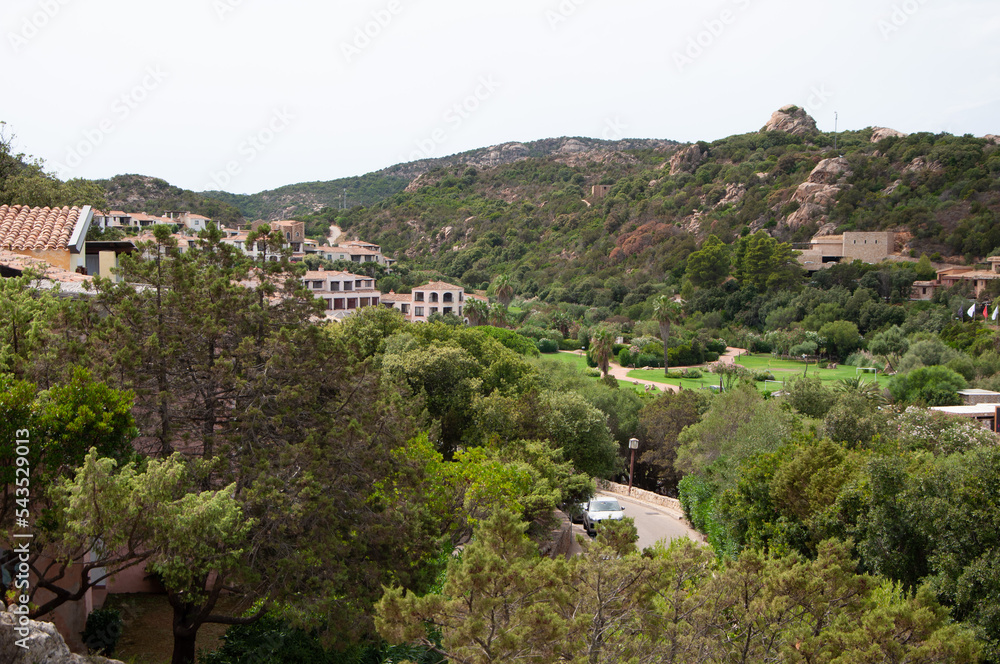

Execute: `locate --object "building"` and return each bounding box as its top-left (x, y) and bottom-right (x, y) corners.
top-left (930, 404), bottom-right (1000, 431)
top-left (384, 281), bottom-right (465, 322)
top-left (301, 268), bottom-right (380, 318)
top-left (591, 184), bottom-right (613, 199)
top-left (0, 204), bottom-right (133, 279)
top-left (910, 257), bottom-right (1000, 300)
top-left (798, 232), bottom-right (897, 271)
top-left (313, 240), bottom-right (394, 268)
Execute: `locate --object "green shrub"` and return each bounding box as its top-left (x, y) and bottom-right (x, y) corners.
top-left (682, 368), bottom-right (703, 379)
top-left (618, 348), bottom-right (634, 367)
top-left (559, 337), bottom-right (582, 351)
top-left (536, 338), bottom-right (559, 353)
top-left (82, 608), bottom-right (123, 657)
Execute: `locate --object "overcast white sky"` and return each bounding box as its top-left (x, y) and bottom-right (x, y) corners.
top-left (4, 0), bottom-right (999, 194)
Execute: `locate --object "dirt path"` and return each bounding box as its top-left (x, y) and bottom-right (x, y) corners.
top-left (561, 346), bottom-right (749, 395)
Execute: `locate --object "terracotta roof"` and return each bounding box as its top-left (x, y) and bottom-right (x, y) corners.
top-left (415, 280), bottom-right (463, 291)
top-left (0, 205), bottom-right (81, 251)
top-left (0, 248), bottom-right (90, 283)
top-left (380, 292), bottom-right (412, 303)
top-left (303, 270), bottom-right (368, 280)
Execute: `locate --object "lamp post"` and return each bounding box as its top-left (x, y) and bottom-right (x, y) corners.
top-left (628, 438), bottom-right (639, 496)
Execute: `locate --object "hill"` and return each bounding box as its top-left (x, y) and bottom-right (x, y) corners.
top-left (98, 174), bottom-right (245, 226)
top-left (311, 107), bottom-right (999, 313)
top-left (198, 136), bottom-right (677, 221)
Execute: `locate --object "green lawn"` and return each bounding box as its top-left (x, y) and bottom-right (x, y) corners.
top-left (625, 368), bottom-right (723, 392)
top-left (625, 354), bottom-right (888, 394)
top-left (541, 352), bottom-right (647, 393)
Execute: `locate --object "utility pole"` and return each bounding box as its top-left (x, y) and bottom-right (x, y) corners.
top-left (834, 112), bottom-right (839, 153)
top-left (628, 438), bottom-right (639, 495)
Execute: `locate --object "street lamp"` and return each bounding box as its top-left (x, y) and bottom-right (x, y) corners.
top-left (628, 438), bottom-right (639, 495)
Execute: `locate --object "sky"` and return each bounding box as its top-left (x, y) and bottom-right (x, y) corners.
top-left (4, 0), bottom-right (999, 195)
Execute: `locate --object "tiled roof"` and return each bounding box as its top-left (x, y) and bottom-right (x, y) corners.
top-left (303, 270), bottom-right (367, 280)
top-left (0, 205), bottom-right (81, 251)
top-left (0, 248), bottom-right (90, 283)
top-left (380, 292), bottom-right (412, 303)
top-left (415, 280), bottom-right (463, 291)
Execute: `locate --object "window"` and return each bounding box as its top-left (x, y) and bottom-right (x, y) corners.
top-left (444, 307), bottom-right (452, 315)
top-left (443, 293), bottom-right (454, 303)
top-left (402, 304), bottom-right (409, 313)
top-left (344, 282), bottom-right (353, 291)
top-left (430, 307), bottom-right (438, 314)
top-left (312, 281), bottom-right (324, 289)
top-left (415, 306), bottom-right (424, 317)
top-left (330, 282), bottom-right (340, 291)
top-left (415, 292), bottom-right (425, 302)
top-left (430, 293), bottom-right (439, 303)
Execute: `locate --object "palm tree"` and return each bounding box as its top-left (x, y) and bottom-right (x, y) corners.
top-left (551, 311), bottom-right (571, 338)
top-left (591, 328), bottom-right (614, 377)
top-left (464, 298), bottom-right (489, 326)
top-left (652, 296), bottom-right (683, 375)
top-left (487, 302), bottom-right (508, 328)
top-left (493, 274), bottom-right (515, 307)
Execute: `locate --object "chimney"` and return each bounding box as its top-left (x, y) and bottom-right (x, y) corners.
top-left (318, 265), bottom-right (324, 272)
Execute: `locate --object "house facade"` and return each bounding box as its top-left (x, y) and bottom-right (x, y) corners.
top-left (313, 240), bottom-right (394, 267)
top-left (301, 268), bottom-right (380, 318)
top-left (910, 257), bottom-right (1000, 300)
top-left (384, 281), bottom-right (465, 322)
top-left (798, 232), bottom-right (897, 271)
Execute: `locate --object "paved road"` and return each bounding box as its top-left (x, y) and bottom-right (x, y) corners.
top-left (561, 346), bottom-right (748, 395)
top-left (600, 491), bottom-right (702, 550)
top-left (568, 492), bottom-right (702, 555)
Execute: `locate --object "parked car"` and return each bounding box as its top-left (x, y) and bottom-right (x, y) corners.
top-left (582, 498), bottom-right (625, 535)
top-left (563, 501), bottom-right (589, 524)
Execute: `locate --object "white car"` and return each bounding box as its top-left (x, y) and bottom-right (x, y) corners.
top-left (582, 498), bottom-right (625, 535)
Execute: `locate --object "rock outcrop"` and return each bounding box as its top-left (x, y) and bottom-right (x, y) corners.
top-left (983, 135), bottom-right (999, 145)
top-left (871, 126), bottom-right (908, 142)
top-left (669, 144), bottom-right (706, 175)
top-left (0, 610), bottom-right (124, 664)
top-left (762, 105), bottom-right (818, 136)
top-left (786, 157), bottom-right (852, 228)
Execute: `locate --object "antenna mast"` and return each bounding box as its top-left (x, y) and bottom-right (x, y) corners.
top-left (834, 112), bottom-right (839, 153)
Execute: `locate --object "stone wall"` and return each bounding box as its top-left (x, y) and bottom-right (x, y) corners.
top-left (597, 480), bottom-right (683, 516)
top-left (842, 232), bottom-right (895, 263)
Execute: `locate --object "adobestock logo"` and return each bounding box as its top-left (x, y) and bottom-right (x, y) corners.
top-left (398, 76), bottom-right (501, 162)
top-left (877, 0), bottom-right (929, 40)
top-left (51, 66), bottom-right (168, 174)
top-left (341, 0), bottom-right (403, 64)
top-left (205, 108), bottom-right (295, 190)
top-left (8, 0), bottom-right (73, 53)
top-left (672, 0), bottom-right (753, 73)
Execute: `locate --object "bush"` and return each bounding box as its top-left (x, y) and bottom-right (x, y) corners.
top-left (635, 353), bottom-right (663, 368)
top-left (888, 365), bottom-right (967, 406)
top-left (82, 608), bottom-right (123, 657)
top-left (536, 338), bottom-right (560, 353)
top-left (667, 343), bottom-right (703, 367)
top-left (705, 338), bottom-right (728, 354)
top-left (784, 376), bottom-right (835, 418)
top-left (559, 337), bottom-right (582, 351)
top-left (682, 368), bottom-right (703, 379)
top-left (618, 348), bottom-right (634, 367)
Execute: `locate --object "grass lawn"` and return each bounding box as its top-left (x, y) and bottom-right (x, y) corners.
top-left (540, 352), bottom-right (647, 393)
top-left (626, 354), bottom-right (888, 394)
top-left (625, 368), bottom-right (722, 392)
